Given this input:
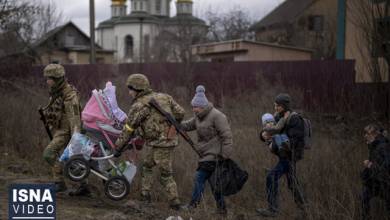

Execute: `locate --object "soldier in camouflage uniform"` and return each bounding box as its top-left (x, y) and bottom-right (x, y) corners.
top-left (115, 73), bottom-right (185, 210)
top-left (41, 64), bottom-right (89, 195)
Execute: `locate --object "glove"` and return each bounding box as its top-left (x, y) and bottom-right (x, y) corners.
top-left (113, 149), bottom-right (122, 158)
top-left (217, 154), bottom-right (226, 162)
top-left (131, 137), bottom-right (145, 150)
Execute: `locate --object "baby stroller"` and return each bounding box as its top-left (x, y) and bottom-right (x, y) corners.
top-left (61, 82), bottom-right (140, 201)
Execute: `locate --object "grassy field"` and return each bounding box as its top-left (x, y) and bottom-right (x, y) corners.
top-left (0, 74), bottom-right (388, 220)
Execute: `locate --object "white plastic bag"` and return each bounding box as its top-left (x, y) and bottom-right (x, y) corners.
top-left (122, 161), bottom-right (137, 184)
top-left (67, 132), bottom-right (95, 160)
top-left (59, 146), bottom-right (70, 162)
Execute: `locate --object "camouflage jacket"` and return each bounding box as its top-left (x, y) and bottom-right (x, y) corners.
top-left (115, 89), bottom-right (185, 148)
top-left (44, 82), bottom-right (82, 133)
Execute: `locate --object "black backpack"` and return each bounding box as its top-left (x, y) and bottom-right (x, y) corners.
top-left (287, 112), bottom-right (312, 150)
top-left (208, 159), bottom-right (248, 196)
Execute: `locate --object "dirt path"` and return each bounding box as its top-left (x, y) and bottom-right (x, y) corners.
top-left (0, 171), bottom-right (263, 220)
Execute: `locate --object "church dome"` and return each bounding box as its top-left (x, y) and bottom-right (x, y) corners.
top-left (112, 0), bottom-right (126, 5)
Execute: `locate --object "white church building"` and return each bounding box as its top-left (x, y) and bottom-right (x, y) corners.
top-left (96, 0), bottom-right (207, 63)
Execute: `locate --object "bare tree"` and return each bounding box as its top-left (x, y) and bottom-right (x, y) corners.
top-left (204, 6), bottom-right (254, 42)
top-left (151, 18), bottom-right (208, 64)
top-left (33, 1), bottom-right (64, 41)
top-left (348, 0), bottom-right (390, 123)
top-left (0, 0), bottom-right (64, 59)
top-left (347, 0), bottom-right (390, 82)
top-left (0, 0), bottom-right (37, 56)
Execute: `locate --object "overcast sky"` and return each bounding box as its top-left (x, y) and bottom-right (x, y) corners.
top-left (37, 0), bottom-right (285, 35)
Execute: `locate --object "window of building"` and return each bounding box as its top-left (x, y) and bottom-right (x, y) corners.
top-left (125, 35), bottom-right (134, 58)
top-left (115, 36), bottom-right (118, 51)
top-left (96, 57), bottom-right (105, 64)
top-left (52, 36), bottom-right (59, 47)
top-left (134, 2), bottom-right (138, 11)
top-left (372, 18), bottom-right (390, 57)
top-left (67, 29), bottom-right (74, 37)
top-left (65, 30), bottom-right (75, 46)
top-left (211, 56), bottom-right (234, 63)
top-left (50, 59), bottom-right (60, 64)
top-left (156, 0), bottom-right (161, 13)
top-left (308, 15), bottom-right (324, 32)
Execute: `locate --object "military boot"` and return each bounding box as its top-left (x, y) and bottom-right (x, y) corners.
top-left (169, 198), bottom-right (187, 211)
top-left (183, 202), bottom-right (197, 211)
top-left (54, 181), bottom-right (67, 193)
top-left (256, 208), bottom-right (278, 217)
top-left (169, 204), bottom-right (188, 211)
top-left (68, 183), bottom-right (91, 197)
top-left (295, 204), bottom-right (308, 220)
top-left (140, 192), bottom-right (151, 203)
top-left (214, 207), bottom-right (227, 216)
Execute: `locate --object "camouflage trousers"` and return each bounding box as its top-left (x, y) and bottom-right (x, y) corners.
top-left (141, 147), bottom-right (180, 205)
top-left (42, 128), bottom-right (71, 182)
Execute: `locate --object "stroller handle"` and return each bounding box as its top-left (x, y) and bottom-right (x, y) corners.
top-left (90, 154), bottom-right (115, 160)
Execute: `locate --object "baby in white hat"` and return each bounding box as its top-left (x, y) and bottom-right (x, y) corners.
top-left (260, 113), bottom-right (289, 151)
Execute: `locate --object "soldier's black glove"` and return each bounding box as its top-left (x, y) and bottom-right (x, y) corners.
top-left (113, 149), bottom-right (122, 158)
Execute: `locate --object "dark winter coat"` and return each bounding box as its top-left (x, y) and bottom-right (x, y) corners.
top-left (362, 135), bottom-right (390, 186)
top-left (276, 111), bottom-right (305, 161)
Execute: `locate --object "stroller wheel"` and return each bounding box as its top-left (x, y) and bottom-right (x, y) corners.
top-left (64, 155), bottom-right (90, 182)
top-left (104, 176), bottom-right (130, 201)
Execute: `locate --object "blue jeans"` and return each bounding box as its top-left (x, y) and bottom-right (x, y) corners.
top-left (266, 159), bottom-right (305, 211)
top-left (361, 183), bottom-right (390, 220)
top-left (190, 168), bottom-right (226, 209)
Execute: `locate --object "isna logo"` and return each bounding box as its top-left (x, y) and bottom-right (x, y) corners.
top-left (8, 184), bottom-right (56, 220)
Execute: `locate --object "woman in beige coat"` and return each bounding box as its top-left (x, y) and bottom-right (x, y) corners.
top-left (181, 85), bottom-right (233, 215)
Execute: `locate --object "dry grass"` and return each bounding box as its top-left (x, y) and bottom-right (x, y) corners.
top-left (0, 74), bottom-right (389, 220)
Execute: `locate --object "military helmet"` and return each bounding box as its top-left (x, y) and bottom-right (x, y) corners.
top-left (126, 73), bottom-right (150, 91)
top-left (43, 64), bottom-right (65, 78)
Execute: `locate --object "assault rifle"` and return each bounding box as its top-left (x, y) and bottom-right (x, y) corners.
top-left (149, 98), bottom-right (200, 157)
top-left (38, 107), bottom-right (53, 140)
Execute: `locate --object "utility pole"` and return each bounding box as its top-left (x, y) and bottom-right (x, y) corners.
top-left (336, 0), bottom-right (346, 60)
top-left (89, 0), bottom-right (96, 64)
top-left (139, 18), bottom-right (144, 63)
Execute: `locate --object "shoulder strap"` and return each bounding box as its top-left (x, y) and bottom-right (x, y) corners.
top-left (137, 93), bottom-right (158, 107)
top-left (286, 112), bottom-right (300, 125)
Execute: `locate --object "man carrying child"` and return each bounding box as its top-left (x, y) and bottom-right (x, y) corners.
top-left (257, 93), bottom-right (307, 218)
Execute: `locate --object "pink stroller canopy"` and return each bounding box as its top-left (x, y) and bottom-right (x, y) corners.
top-left (82, 82), bottom-right (127, 133)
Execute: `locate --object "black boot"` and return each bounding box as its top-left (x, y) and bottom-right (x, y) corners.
top-left (68, 183), bottom-right (91, 197)
top-left (140, 192), bottom-right (151, 203)
top-left (184, 202), bottom-right (197, 211)
top-left (54, 181), bottom-right (67, 193)
top-left (169, 203), bottom-right (188, 211)
top-left (214, 207), bottom-right (227, 216)
top-left (256, 208), bottom-right (278, 217)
